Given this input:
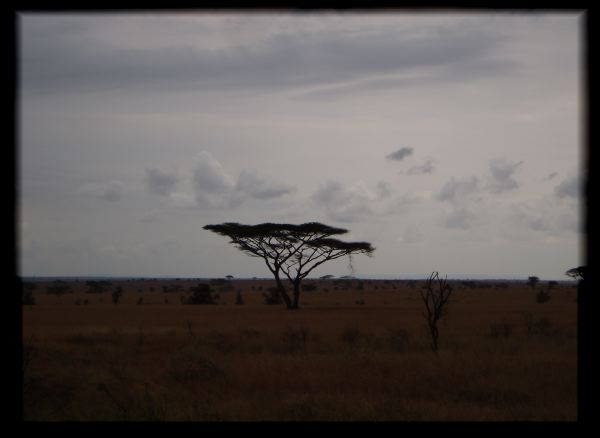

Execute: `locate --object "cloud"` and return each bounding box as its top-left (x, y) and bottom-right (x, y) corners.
top-left (406, 159), bottom-right (435, 175)
top-left (145, 168), bottom-right (178, 196)
top-left (386, 147), bottom-right (414, 162)
top-left (21, 15), bottom-right (509, 96)
top-left (312, 180), bottom-right (377, 223)
top-left (236, 170), bottom-right (296, 200)
top-left (486, 158), bottom-right (522, 193)
top-left (509, 197), bottom-right (581, 235)
top-left (398, 226), bottom-right (424, 244)
top-left (77, 180), bottom-right (124, 201)
top-left (444, 207), bottom-right (477, 230)
top-left (545, 172), bottom-right (559, 181)
top-left (436, 176), bottom-right (480, 204)
top-left (554, 174), bottom-right (581, 199)
top-left (158, 151), bottom-right (295, 210)
top-left (376, 181), bottom-right (392, 199)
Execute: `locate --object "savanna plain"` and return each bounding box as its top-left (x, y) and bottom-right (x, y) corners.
top-left (22, 278), bottom-right (577, 421)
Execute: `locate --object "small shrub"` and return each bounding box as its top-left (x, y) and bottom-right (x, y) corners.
top-left (184, 284), bottom-right (219, 305)
top-left (112, 286), bottom-right (123, 304)
top-left (522, 313), bottom-right (553, 336)
top-left (235, 290), bottom-right (244, 305)
top-left (137, 297), bottom-right (144, 305)
top-left (355, 299), bottom-right (365, 305)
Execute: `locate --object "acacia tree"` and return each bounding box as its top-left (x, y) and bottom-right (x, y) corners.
top-left (203, 222), bottom-right (375, 309)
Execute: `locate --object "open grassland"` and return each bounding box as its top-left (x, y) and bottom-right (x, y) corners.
top-left (22, 279), bottom-right (577, 421)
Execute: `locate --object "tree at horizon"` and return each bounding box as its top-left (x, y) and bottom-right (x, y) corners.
top-left (203, 222), bottom-right (375, 309)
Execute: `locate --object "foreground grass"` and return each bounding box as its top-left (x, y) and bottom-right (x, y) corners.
top-left (22, 285), bottom-right (577, 421)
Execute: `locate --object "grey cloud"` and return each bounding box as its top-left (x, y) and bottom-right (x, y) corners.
top-left (146, 168), bottom-right (178, 196)
top-left (312, 180), bottom-right (375, 223)
top-left (445, 207), bottom-right (476, 230)
top-left (77, 180), bottom-right (124, 201)
top-left (386, 147), bottom-right (414, 162)
top-left (406, 159), bottom-right (435, 175)
top-left (554, 175), bottom-right (581, 199)
top-left (376, 181), bottom-right (392, 199)
top-left (510, 198), bottom-right (580, 235)
top-left (236, 170), bottom-right (296, 200)
top-left (486, 158), bottom-right (522, 193)
top-left (545, 172), bottom-right (559, 181)
top-left (437, 176), bottom-right (479, 204)
top-left (21, 16), bottom-right (508, 96)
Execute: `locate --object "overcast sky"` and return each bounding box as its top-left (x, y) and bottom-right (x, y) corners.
top-left (18, 11), bottom-right (585, 280)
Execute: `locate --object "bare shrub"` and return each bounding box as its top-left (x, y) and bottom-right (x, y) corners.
top-left (420, 271), bottom-right (453, 352)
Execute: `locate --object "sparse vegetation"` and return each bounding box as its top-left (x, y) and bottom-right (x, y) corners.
top-left (22, 277), bottom-right (576, 421)
top-left (183, 284), bottom-right (219, 305)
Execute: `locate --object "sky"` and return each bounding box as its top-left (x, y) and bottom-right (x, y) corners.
top-left (18, 11), bottom-right (585, 280)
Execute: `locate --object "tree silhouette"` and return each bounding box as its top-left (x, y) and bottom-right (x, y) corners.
top-left (203, 222), bottom-right (374, 309)
top-left (420, 271), bottom-right (453, 352)
top-left (527, 276), bottom-right (540, 290)
top-left (565, 266), bottom-right (586, 281)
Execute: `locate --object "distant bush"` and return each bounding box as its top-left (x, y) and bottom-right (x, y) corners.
top-left (137, 297), bottom-right (144, 305)
top-left (355, 299), bottom-right (365, 305)
top-left (184, 284), bottom-right (219, 305)
top-left (46, 281), bottom-right (73, 295)
top-left (301, 283), bottom-right (317, 292)
top-left (86, 280), bottom-right (112, 294)
top-left (112, 286), bottom-right (123, 304)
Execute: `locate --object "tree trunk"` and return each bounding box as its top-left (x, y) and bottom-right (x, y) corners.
top-left (291, 280), bottom-right (301, 310)
top-left (274, 272), bottom-right (293, 309)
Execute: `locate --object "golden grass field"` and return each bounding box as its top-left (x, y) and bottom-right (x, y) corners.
top-left (22, 278), bottom-right (578, 421)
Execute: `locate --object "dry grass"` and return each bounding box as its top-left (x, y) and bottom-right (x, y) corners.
top-left (22, 279), bottom-right (577, 421)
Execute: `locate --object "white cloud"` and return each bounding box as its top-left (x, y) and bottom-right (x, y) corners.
top-left (77, 180), bottom-right (124, 201)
